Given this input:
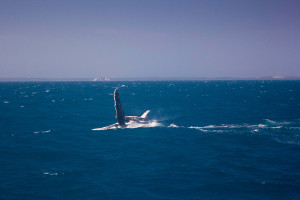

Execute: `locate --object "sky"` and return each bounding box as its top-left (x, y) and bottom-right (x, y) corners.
top-left (0, 0), bottom-right (299, 78)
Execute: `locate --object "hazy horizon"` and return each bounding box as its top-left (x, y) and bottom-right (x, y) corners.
top-left (1, 0), bottom-right (299, 78)
top-left (1, 76), bottom-right (300, 82)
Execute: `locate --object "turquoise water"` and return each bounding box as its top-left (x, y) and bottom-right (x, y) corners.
top-left (1, 81), bottom-right (300, 199)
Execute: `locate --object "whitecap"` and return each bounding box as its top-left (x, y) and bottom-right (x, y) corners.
top-left (188, 126), bottom-right (225, 133)
top-left (188, 126), bottom-right (209, 132)
top-left (194, 125), bottom-right (230, 129)
top-left (3, 101), bottom-right (9, 104)
top-left (209, 125), bottom-right (227, 128)
top-left (168, 123), bottom-right (180, 128)
top-left (258, 124), bottom-right (267, 128)
top-left (210, 130), bottom-right (224, 133)
top-left (265, 119), bottom-right (276, 124)
top-left (43, 172), bottom-right (60, 176)
top-left (188, 126), bottom-right (204, 130)
top-left (270, 126), bottom-right (282, 129)
top-left (246, 124), bottom-right (267, 129)
top-left (187, 123), bottom-right (274, 133)
top-left (34, 130), bottom-right (51, 134)
top-left (265, 119), bottom-right (290, 125)
top-left (227, 124), bottom-right (242, 128)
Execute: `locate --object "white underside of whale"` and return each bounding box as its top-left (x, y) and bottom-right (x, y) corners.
top-left (92, 110), bottom-right (159, 131)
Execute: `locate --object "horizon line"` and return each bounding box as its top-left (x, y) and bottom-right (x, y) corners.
top-left (1, 76), bottom-right (300, 82)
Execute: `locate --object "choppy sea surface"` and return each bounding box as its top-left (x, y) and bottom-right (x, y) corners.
top-left (1, 81), bottom-right (300, 199)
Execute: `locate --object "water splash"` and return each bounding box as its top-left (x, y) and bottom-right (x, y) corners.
top-left (92, 120), bottom-right (162, 131)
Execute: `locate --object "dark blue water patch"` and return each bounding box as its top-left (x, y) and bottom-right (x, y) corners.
top-left (0, 81), bottom-right (300, 199)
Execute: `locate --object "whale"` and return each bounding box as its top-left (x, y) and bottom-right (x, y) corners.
top-left (92, 88), bottom-right (151, 130)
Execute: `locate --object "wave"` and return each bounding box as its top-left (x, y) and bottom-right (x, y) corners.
top-left (272, 137), bottom-right (300, 146)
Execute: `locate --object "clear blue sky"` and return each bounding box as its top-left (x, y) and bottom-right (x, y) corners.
top-left (0, 0), bottom-right (299, 78)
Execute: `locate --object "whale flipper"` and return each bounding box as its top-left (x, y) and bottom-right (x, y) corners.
top-left (114, 88), bottom-right (126, 126)
top-left (92, 123), bottom-right (119, 130)
top-left (141, 110), bottom-right (150, 118)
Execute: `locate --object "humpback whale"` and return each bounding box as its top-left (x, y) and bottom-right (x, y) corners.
top-left (92, 88), bottom-right (151, 130)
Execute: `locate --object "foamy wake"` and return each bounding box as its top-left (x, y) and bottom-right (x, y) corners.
top-left (166, 120), bottom-right (300, 145)
top-left (265, 119), bottom-right (290, 125)
top-left (167, 120), bottom-right (299, 134)
top-left (93, 119), bottom-right (300, 145)
top-left (187, 124), bottom-right (284, 133)
top-left (93, 119), bottom-right (299, 133)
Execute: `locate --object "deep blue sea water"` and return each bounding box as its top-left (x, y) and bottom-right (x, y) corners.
top-left (1, 81), bottom-right (300, 200)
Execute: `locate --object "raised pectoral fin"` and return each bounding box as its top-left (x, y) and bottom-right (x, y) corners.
top-left (141, 110), bottom-right (150, 118)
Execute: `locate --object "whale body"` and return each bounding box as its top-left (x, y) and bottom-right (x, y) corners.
top-left (92, 88), bottom-right (150, 130)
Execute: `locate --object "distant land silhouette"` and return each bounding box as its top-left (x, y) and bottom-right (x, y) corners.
top-left (0, 77), bottom-right (300, 82)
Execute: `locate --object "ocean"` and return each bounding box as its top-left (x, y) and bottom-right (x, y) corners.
top-left (0, 81), bottom-right (299, 199)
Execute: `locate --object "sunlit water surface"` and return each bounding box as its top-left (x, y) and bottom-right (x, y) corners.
top-left (1, 81), bottom-right (300, 199)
